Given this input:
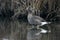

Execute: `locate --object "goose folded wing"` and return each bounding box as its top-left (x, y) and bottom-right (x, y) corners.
top-left (31, 16), bottom-right (45, 24)
top-left (32, 16), bottom-right (46, 22)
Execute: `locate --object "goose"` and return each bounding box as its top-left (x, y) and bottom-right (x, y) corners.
top-left (26, 7), bottom-right (51, 29)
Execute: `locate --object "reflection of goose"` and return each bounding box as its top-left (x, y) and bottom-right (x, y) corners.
top-left (35, 28), bottom-right (51, 35)
top-left (27, 29), bottom-right (42, 40)
top-left (27, 7), bottom-right (51, 29)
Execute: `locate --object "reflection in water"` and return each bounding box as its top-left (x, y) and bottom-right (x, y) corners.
top-left (27, 29), bottom-right (42, 40)
top-left (27, 28), bottom-right (51, 40)
top-left (3, 38), bottom-right (8, 40)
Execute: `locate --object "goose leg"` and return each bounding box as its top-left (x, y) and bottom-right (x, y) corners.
top-left (37, 25), bottom-right (40, 29)
top-left (32, 25), bottom-right (35, 28)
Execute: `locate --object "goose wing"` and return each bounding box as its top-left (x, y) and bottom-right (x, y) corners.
top-left (30, 16), bottom-right (46, 24)
top-left (32, 16), bottom-right (46, 22)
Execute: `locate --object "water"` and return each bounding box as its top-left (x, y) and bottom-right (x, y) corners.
top-left (27, 29), bottom-right (43, 40)
top-left (0, 18), bottom-right (57, 40)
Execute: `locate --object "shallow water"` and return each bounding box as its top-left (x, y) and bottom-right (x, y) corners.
top-left (27, 29), bottom-right (43, 40)
top-left (0, 19), bottom-right (49, 40)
